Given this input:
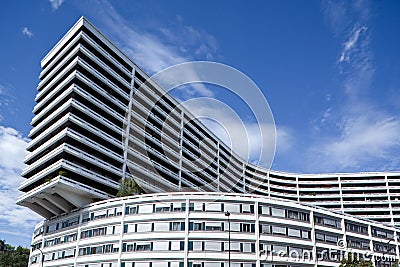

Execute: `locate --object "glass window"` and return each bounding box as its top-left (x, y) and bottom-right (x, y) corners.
top-left (171, 241), bottom-right (182, 251)
top-left (171, 222), bottom-right (184, 231)
top-left (325, 234), bottom-right (338, 243)
top-left (273, 245), bottom-right (287, 255)
top-left (193, 241), bottom-right (202, 251)
top-left (302, 230), bottom-right (310, 239)
top-left (242, 204), bottom-right (254, 213)
top-left (260, 224), bottom-right (270, 234)
top-left (136, 243), bottom-right (151, 251)
top-left (153, 241), bottom-right (169, 251)
top-left (204, 241), bottom-right (221, 251)
top-left (272, 225), bottom-right (286, 235)
top-left (125, 206), bottom-right (137, 215)
top-left (260, 206), bottom-right (270, 215)
top-left (287, 210), bottom-right (299, 220)
top-left (271, 207), bottom-right (285, 217)
top-left (242, 242), bottom-right (253, 253)
top-left (225, 242), bottom-right (240, 252)
top-left (205, 222), bottom-right (222, 231)
top-left (136, 223), bottom-right (152, 232)
top-left (288, 228), bottom-right (301, 238)
top-left (192, 202), bottom-right (203, 211)
top-left (225, 203), bottom-right (240, 213)
top-left (316, 233), bottom-right (324, 241)
top-left (138, 204), bottom-right (153, 214)
top-left (154, 222), bottom-right (169, 232)
top-left (205, 203), bottom-right (221, 212)
top-left (152, 263), bottom-right (168, 267)
top-left (225, 222), bottom-right (240, 232)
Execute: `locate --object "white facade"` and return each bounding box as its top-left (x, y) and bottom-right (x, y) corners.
top-left (29, 193), bottom-right (399, 267)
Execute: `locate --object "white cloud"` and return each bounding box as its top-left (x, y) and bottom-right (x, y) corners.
top-left (22, 27), bottom-right (33, 38)
top-left (87, 0), bottom-right (217, 97)
top-left (303, 0), bottom-right (400, 172)
top-left (0, 126), bottom-right (42, 231)
top-left (339, 25), bottom-right (368, 63)
top-left (49, 0), bottom-right (64, 10)
top-left (314, 112), bottom-right (400, 170)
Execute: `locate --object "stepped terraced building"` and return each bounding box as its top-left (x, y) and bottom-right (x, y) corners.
top-left (19, 17), bottom-right (400, 267)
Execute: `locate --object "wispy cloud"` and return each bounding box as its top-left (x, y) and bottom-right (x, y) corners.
top-left (0, 126), bottom-right (42, 232)
top-left (303, 0), bottom-right (400, 172)
top-left (49, 0), bottom-right (64, 10)
top-left (21, 27), bottom-right (33, 38)
top-left (339, 25), bottom-right (368, 63)
top-left (0, 84), bottom-right (14, 122)
top-left (86, 0), bottom-right (218, 97)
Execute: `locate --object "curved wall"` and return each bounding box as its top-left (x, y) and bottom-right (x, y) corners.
top-left (29, 193), bottom-right (399, 267)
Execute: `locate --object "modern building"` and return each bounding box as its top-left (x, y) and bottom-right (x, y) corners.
top-left (29, 192), bottom-right (400, 267)
top-left (18, 17), bottom-right (400, 266)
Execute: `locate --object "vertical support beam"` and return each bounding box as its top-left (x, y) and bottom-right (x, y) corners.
top-left (385, 175), bottom-right (395, 226)
top-left (338, 176), bottom-right (344, 213)
top-left (184, 196), bottom-right (190, 267)
top-left (217, 142), bottom-right (220, 191)
top-left (178, 109), bottom-right (185, 189)
top-left (242, 162), bottom-right (246, 193)
top-left (117, 201), bottom-right (126, 267)
top-left (255, 200), bottom-right (260, 267)
top-left (310, 210), bottom-right (317, 267)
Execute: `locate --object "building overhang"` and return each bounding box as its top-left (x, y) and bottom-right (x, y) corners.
top-left (17, 175), bottom-right (113, 219)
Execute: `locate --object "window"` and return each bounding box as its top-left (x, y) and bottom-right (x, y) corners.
top-left (224, 222), bottom-right (240, 232)
top-left (272, 226), bottom-right (286, 235)
top-left (205, 222), bottom-right (222, 231)
top-left (371, 228), bottom-right (394, 239)
top-left (273, 245), bottom-right (287, 256)
top-left (204, 241), bottom-right (221, 251)
top-left (205, 203), bottom-right (221, 212)
top-left (137, 223), bottom-right (152, 232)
top-left (138, 204), bottom-right (153, 214)
top-left (155, 203), bottom-right (171, 213)
top-left (191, 202), bottom-right (203, 211)
top-left (259, 206), bottom-right (270, 215)
top-left (314, 215), bottom-right (341, 228)
top-left (271, 207), bottom-right (285, 217)
top-left (288, 228), bottom-right (301, 238)
top-left (225, 203), bottom-right (240, 213)
top-left (171, 222), bottom-right (185, 231)
top-left (242, 204), bottom-right (254, 213)
top-left (136, 243), bottom-right (151, 251)
top-left (242, 243), bottom-right (254, 253)
top-left (171, 241), bottom-right (184, 251)
top-left (325, 234), bottom-right (338, 244)
top-left (224, 242), bottom-right (240, 252)
top-left (346, 223), bottom-right (367, 234)
top-left (242, 223), bottom-right (254, 233)
top-left (125, 206), bottom-right (137, 215)
top-left (260, 224), bottom-right (270, 234)
top-left (192, 222), bottom-right (202, 231)
top-left (153, 222), bottom-right (169, 232)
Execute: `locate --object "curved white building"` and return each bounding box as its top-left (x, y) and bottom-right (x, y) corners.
top-left (18, 17), bottom-right (400, 267)
top-left (29, 192), bottom-right (399, 267)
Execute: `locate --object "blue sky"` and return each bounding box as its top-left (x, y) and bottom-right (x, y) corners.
top-left (1, 0), bottom-right (400, 247)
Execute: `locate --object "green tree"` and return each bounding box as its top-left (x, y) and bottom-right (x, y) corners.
top-left (340, 253), bottom-right (373, 267)
top-left (116, 178), bottom-right (142, 197)
top-left (0, 241), bottom-right (30, 267)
